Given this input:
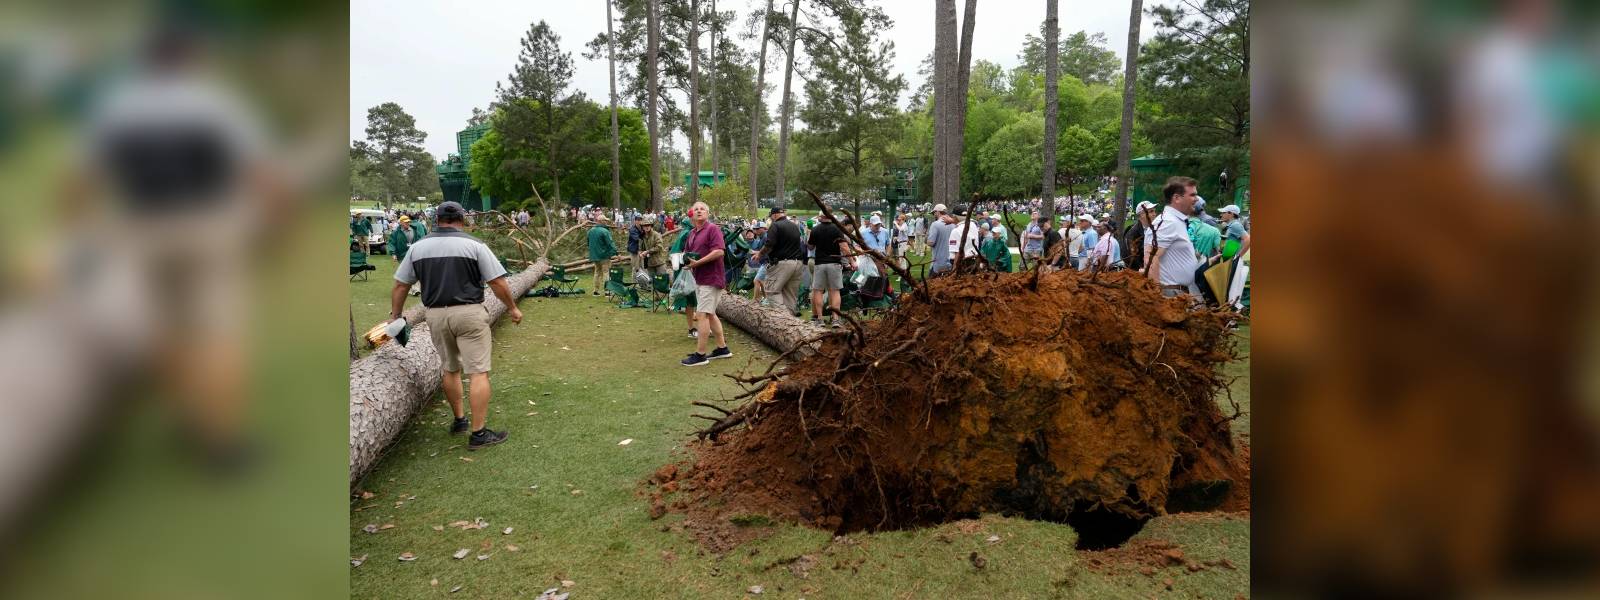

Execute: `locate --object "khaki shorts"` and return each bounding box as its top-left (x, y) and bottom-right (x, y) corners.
top-left (694, 285), bottom-right (722, 314)
top-left (426, 304), bottom-right (493, 374)
top-left (812, 263), bottom-right (844, 291)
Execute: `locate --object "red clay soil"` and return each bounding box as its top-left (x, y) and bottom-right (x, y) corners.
top-left (651, 268), bottom-right (1246, 551)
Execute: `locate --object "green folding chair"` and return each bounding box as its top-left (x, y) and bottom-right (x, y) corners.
top-left (540, 265), bottom-right (583, 294)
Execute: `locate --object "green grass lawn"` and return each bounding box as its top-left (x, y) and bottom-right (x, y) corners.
top-left (348, 287), bottom-right (1250, 598)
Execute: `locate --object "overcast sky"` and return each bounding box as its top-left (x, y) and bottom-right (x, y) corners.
top-left (351, 0), bottom-right (1164, 160)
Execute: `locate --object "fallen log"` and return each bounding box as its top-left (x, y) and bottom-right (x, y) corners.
top-left (712, 293), bottom-right (827, 359)
top-left (348, 258), bottom-right (549, 487)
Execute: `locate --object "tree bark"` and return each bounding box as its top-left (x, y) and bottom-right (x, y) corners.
top-left (607, 0), bottom-right (622, 210)
top-left (687, 0), bottom-right (703, 205)
top-left (948, 0), bottom-right (976, 206)
top-left (647, 0), bottom-right (663, 212)
top-left (749, 0), bottom-right (773, 212)
top-left (349, 259), bottom-right (549, 486)
top-left (1040, 0), bottom-right (1059, 223)
top-left (713, 293), bottom-right (825, 359)
top-left (932, 0), bottom-right (955, 208)
top-left (773, 0), bottom-right (801, 209)
top-left (708, 0), bottom-right (719, 191)
top-left (1110, 0), bottom-right (1143, 234)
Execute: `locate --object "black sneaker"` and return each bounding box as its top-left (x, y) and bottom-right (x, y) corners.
top-left (681, 352), bottom-right (709, 367)
top-left (467, 428), bottom-right (509, 450)
top-left (450, 416), bottom-right (470, 434)
top-left (708, 347), bottom-right (733, 360)
top-left (592, 291), bottom-right (601, 296)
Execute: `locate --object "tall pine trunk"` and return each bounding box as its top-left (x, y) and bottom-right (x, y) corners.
top-left (1110, 0), bottom-right (1142, 234)
top-left (948, 0), bottom-right (976, 206)
top-left (773, 0), bottom-right (800, 208)
top-left (647, 0), bottom-right (663, 211)
top-left (708, 0), bottom-right (719, 190)
top-left (607, 0), bottom-right (622, 210)
top-left (1041, 0), bottom-right (1059, 222)
top-left (547, 100), bottom-right (561, 203)
top-left (932, 0), bottom-right (955, 208)
top-left (687, 0), bottom-right (702, 205)
top-left (748, 0), bottom-right (773, 211)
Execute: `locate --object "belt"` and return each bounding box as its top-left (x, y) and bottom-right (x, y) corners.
top-left (777, 259), bottom-right (802, 263)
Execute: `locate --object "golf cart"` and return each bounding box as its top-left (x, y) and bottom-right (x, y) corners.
top-left (350, 209), bottom-right (388, 254)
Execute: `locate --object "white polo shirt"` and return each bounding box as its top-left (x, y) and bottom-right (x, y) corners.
top-left (1152, 205), bottom-right (1199, 289)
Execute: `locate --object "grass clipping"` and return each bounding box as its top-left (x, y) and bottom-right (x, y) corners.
top-left (656, 269), bottom-right (1244, 550)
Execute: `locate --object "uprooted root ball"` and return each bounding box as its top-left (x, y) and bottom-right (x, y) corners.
top-left (656, 269), bottom-right (1244, 551)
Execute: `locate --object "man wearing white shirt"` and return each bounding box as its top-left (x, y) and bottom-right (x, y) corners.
top-left (1063, 216), bottom-right (1083, 269)
top-left (946, 207), bottom-right (983, 267)
top-left (1146, 177), bottom-right (1202, 297)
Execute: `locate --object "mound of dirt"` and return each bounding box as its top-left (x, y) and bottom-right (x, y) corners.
top-left (655, 269), bottom-right (1245, 550)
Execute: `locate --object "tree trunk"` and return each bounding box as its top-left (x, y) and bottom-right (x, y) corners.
top-left (1110, 0), bottom-right (1142, 234)
top-left (708, 0), bottom-right (719, 192)
top-left (688, 0), bottom-right (702, 205)
top-left (948, 0), bottom-right (976, 205)
top-left (713, 293), bottom-right (825, 359)
top-left (773, 0), bottom-right (801, 209)
top-left (749, 0), bottom-right (773, 212)
top-left (647, 0), bottom-right (663, 212)
top-left (607, 0), bottom-right (622, 210)
top-left (932, 0), bottom-right (955, 208)
top-left (349, 259), bottom-right (550, 487)
top-left (1040, 0), bottom-right (1059, 223)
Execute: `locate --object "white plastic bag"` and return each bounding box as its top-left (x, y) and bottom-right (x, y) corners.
top-left (669, 269), bottom-right (698, 299)
top-left (855, 255), bottom-right (880, 279)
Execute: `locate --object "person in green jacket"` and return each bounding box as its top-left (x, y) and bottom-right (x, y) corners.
top-left (389, 215), bottom-right (422, 261)
top-left (410, 215), bottom-right (428, 238)
top-left (1187, 218), bottom-right (1222, 261)
top-left (980, 229), bottom-right (1012, 272)
top-left (351, 215), bottom-right (372, 254)
top-left (586, 216), bottom-right (617, 296)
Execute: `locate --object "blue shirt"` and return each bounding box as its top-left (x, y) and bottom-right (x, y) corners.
top-left (1080, 229), bottom-right (1098, 258)
top-left (863, 227), bottom-right (891, 253)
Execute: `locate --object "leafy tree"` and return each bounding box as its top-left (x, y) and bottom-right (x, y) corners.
top-left (794, 5), bottom-right (906, 216)
top-left (1018, 29), bottom-right (1120, 86)
top-left (1055, 124), bottom-right (1105, 203)
top-left (1140, 0), bottom-right (1249, 201)
top-left (978, 113), bottom-right (1044, 198)
top-left (497, 20), bottom-right (576, 201)
top-left (469, 102), bottom-right (652, 208)
top-left (355, 102), bottom-right (436, 207)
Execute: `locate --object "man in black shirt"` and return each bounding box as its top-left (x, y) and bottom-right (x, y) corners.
top-left (754, 207), bottom-right (805, 314)
top-left (806, 213), bottom-right (849, 327)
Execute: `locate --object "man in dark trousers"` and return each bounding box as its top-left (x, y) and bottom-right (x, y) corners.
top-left (754, 207), bottom-right (806, 315)
top-left (386, 202), bottom-right (521, 450)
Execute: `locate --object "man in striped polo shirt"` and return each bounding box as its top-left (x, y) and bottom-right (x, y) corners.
top-left (387, 201), bottom-right (521, 450)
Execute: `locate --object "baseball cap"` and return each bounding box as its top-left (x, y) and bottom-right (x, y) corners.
top-left (1076, 214), bottom-right (1091, 222)
top-left (932, 203), bottom-right (948, 213)
top-left (1219, 204), bottom-right (1241, 215)
top-left (869, 215), bottom-right (882, 225)
top-left (1136, 201), bottom-right (1157, 212)
top-left (768, 207), bottom-right (785, 216)
top-left (436, 201), bottom-right (466, 220)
